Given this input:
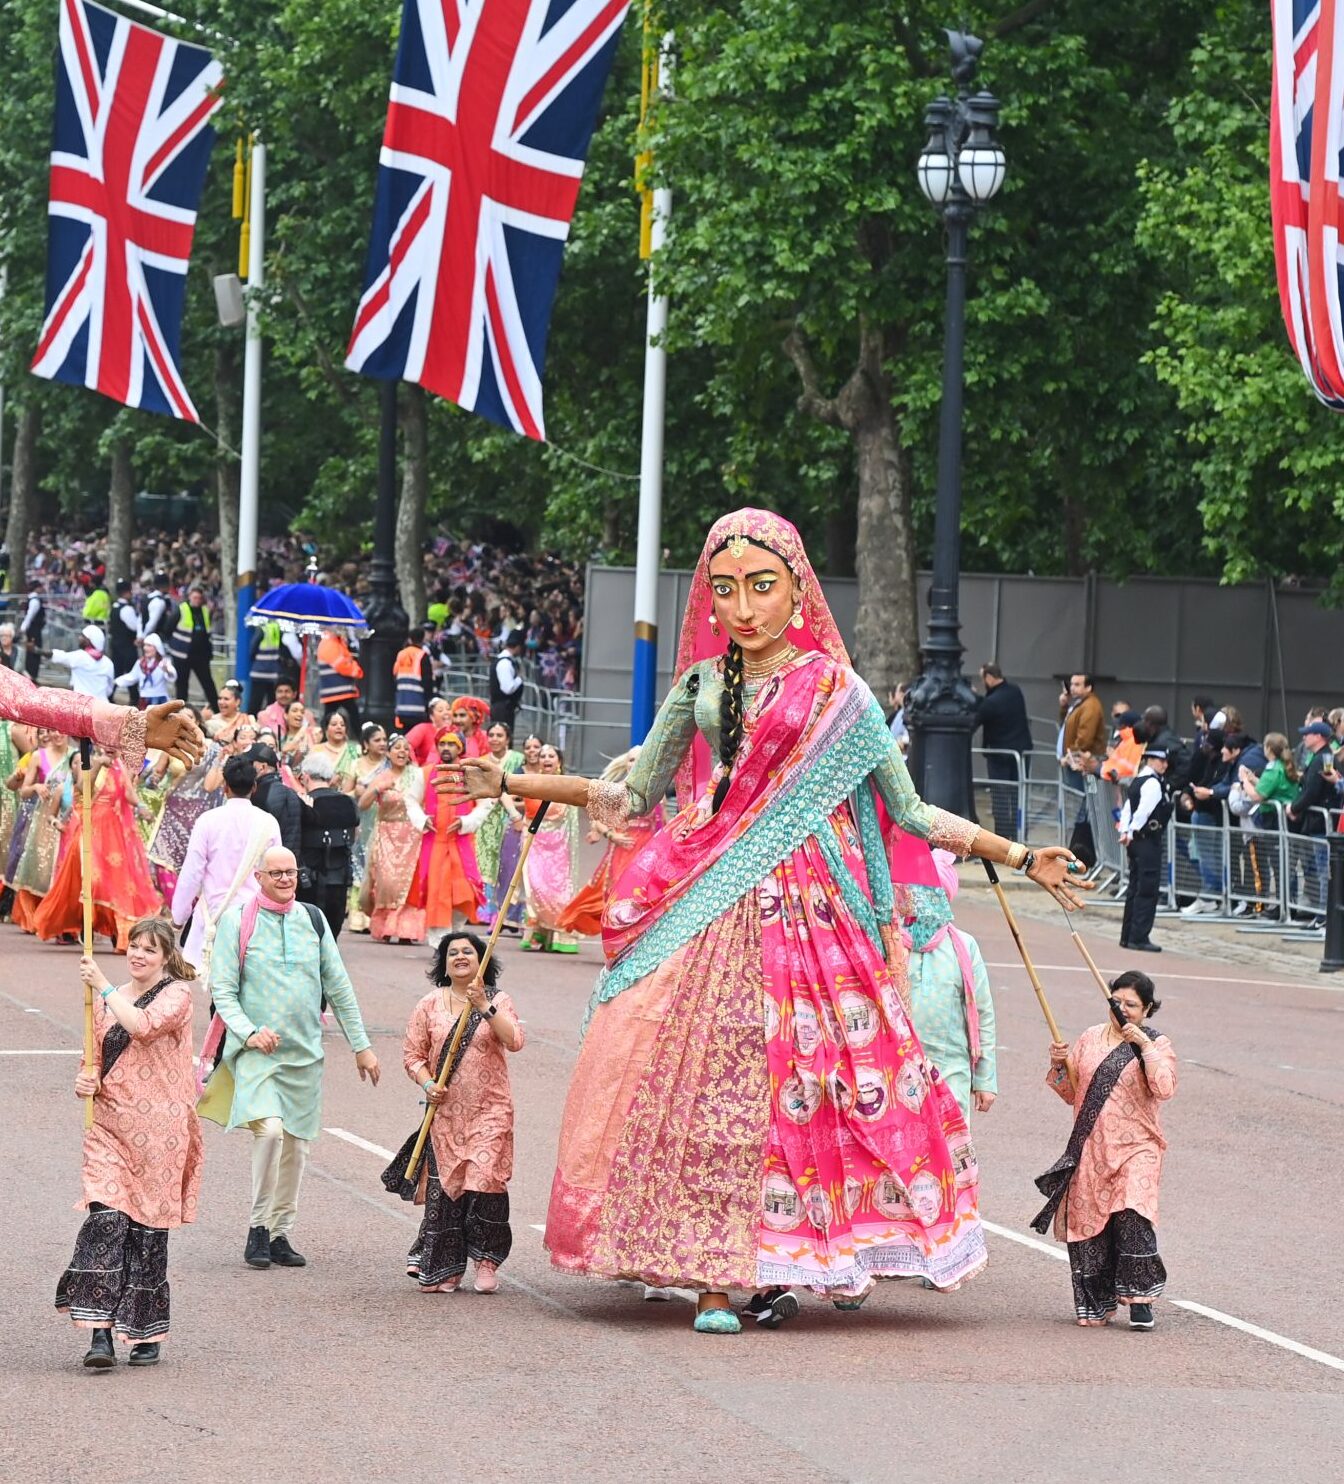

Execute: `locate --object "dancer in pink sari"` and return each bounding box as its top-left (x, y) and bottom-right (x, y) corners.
top-left (451, 509), bottom-right (1086, 1333)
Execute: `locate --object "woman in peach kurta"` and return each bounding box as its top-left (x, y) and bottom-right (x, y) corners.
top-left (384, 931), bottom-right (523, 1293)
top-left (1036, 970), bottom-right (1177, 1329)
top-left (56, 919), bottom-right (203, 1368)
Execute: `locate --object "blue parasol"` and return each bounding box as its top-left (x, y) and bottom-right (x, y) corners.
top-left (244, 581), bottom-right (370, 638)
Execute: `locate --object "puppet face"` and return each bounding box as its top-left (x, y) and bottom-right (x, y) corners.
top-left (707, 542), bottom-right (798, 653)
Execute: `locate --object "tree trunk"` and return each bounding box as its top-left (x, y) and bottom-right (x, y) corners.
top-left (214, 342), bottom-right (241, 651)
top-left (851, 405), bottom-right (919, 690)
top-left (783, 318), bottom-right (918, 695)
top-left (396, 383), bottom-right (428, 628)
top-left (5, 402), bottom-right (40, 588)
top-left (106, 437), bottom-right (134, 586)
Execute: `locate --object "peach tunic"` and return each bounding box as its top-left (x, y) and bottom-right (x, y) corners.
top-left (79, 979), bottom-right (204, 1230)
top-left (402, 990), bottom-right (523, 1199)
top-left (1047, 1021), bottom-right (1178, 1243)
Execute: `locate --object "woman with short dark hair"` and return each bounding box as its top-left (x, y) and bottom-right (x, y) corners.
top-left (385, 932), bottom-right (523, 1293)
top-left (1039, 970), bottom-right (1177, 1329)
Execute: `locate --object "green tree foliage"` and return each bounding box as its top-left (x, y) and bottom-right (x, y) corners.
top-left (1, 0), bottom-right (1340, 624)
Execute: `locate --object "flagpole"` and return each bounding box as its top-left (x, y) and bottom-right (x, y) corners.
top-left (631, 30), bottom-right (673, 746)
top-left (236, 138), bottom-right (264, 710)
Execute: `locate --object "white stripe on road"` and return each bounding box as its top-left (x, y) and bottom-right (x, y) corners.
top-left (1170, 1301), bottom-right (1344, 1374)
top-left (24, 1007), bottom-right (41, 1014)
top-left (323, 1127), bottom-right (394, 1159)
top-left (984, 961), bottom-right (1323, 992)
top-left (0, 1048), bottom-right (81, 1056)
top-left (328, 1125), bottom-right (1344, 1372)
top-left (980, 1218), bottom-right (1068, 1262)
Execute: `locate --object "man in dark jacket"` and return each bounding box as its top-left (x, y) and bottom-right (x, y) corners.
top-left (1288, 720), bottom-right (1339, 922)
top-left (975, 662), bottom-right (1033, 839)
top-left (249, 743), bottom-right (303, 858)
top-left (295, 752), bottom-right (358, 937)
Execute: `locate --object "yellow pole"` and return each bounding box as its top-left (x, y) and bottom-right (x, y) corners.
top-left (79, 741), bottom-right (96, 1129)
top-left (231, 136), bottom-right (246, 219)
top-left (403, 801), bottom-right (551, 1185)
top-left (636, 2), bottom-right (657, 259)
top-left (238, 135), bottom-right (253, 278)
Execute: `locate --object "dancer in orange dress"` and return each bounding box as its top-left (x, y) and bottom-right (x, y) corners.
top-left (559, 748), bottom-right (665, 937)
top-left (422, 729), bottom-right (491, 944)
top-left (33, 750), bottom-right (161, 951)
top-left (58, 919), bottom-right (202, 1368)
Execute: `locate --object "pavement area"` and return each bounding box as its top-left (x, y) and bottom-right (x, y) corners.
top-left (1, 878), bottom-right (1341, 1484)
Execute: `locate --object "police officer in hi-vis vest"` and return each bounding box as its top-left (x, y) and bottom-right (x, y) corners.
top-left (393, 631), bottom-right (433, 732)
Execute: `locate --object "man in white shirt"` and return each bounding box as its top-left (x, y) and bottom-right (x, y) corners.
top-left (49, 626), bottom-right (115, 699)
top-left (1117, 747), bottom-right (1171, 954)
top-left (172, 756), bottom-right (281, 975)
top-left (489, 630), bottom-right (524, 730)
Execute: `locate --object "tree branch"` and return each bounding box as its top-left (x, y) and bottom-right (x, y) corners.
top-left (991, 0), bottom-right (1057, 38)
top-left (783, 327), bottom-right (847, 429)
top-left (283, 279), bottom-right (375, 425)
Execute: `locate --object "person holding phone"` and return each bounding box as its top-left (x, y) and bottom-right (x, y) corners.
top-left (1038, 970), bottom-right (1177, 1329)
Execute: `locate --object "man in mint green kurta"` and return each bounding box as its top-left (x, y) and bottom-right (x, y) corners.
top-left (905, 885), bottom-right (998, 1124)
top-left (210, 846), bottom-right (380, 1268)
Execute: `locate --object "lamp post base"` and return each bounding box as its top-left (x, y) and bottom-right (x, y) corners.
top-left (906, 665), bottom-right (978, 821)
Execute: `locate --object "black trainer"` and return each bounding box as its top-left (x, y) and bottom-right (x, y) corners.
top-left (128, 1342), bottom-right (161, 1366)
top-left (1128, 1302), bottom-right (1156, 1330)
top-left (244, 1225), bottom-right (271, 1268)
top-left (268, 1235), bottom-right (307, 1268)
top-left (743, 1287), bottom-right (799, 1329)
top-left (83, 1328), bottom-right (115, 1369)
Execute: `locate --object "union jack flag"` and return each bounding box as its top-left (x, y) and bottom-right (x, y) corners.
top-left (1271, 0), bottom-right (1344, 407)
top-left (31, 0), bottom-right (223, 422)
top-left (346, 0), bottom-right (631, 441)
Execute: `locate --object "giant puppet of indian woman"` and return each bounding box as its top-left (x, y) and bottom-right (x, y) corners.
top-left (450, 509), bottom-right (1086, 1333)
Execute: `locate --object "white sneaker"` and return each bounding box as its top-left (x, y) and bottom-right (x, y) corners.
top-left (1180, 898), bottom-right (1218, 916)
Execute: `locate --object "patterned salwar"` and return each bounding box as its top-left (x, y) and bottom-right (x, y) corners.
top-left (55, 977), bottom-right (201, 1345)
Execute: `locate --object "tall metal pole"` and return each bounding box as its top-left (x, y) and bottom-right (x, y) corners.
top-left (362, 379), bottom-right (406, 731)
top-left (236, 139), bottom-right (264, 708)
top-left (906, 188), bottom-right (977, 817)
top-left (631, 30), bottom-right (673, 745)
top-left (906, 33), bottom-right (1003, 819)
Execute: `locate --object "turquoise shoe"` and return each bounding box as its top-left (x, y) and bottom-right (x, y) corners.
top-left (692, 1307), bottom-right (742, 1335)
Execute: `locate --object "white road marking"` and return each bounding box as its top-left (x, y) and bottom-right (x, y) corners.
top-left (1171, 1301), bottom-right (1344, 1374)
top-left (0, 1048), bottom-right (81, 1056)
top-left (328, 1128), bottom-right (1344, 1371)
top-left (24, 1007), bottom-right (41, 1014)
top-left (323, 1126), bottom-right (394, 1159)
top-left (980, 1218), bottom-right (1068, 1262)
top-left (984, 961), bottom-right (1321, 992)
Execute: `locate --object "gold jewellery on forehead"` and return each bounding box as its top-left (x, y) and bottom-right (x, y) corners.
top-left (727, 533), bottom-right (749, 559)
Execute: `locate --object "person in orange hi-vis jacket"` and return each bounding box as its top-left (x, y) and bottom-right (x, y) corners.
top-left (317, 630), bottom-right (364, 733)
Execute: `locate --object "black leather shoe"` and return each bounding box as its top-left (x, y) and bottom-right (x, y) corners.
top-left (1119, 939), bottom-right (1129, 949)
top-left (244, 1225), bottom-right (271, 1268)
top-left (268, 1234), bottom-right (307, 1267)
top-left (1129, 941), bottom-right (1162, 953)
top-left (83, 1328), bottom-right (115, 1369)
top-left (128, 1342), bottom-right (161, 1366)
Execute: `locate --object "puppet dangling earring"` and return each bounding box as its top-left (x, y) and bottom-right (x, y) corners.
top-left (790, 597), bottom-right (805, 630)
top-left (709, 614), bottom-right (720, 635)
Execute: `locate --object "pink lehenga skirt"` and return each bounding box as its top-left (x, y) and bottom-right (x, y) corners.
top-left (545, 816), bottom-right (986, 1297)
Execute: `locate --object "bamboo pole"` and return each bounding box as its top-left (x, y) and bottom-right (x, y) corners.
top-left (79, 740), bottom-right (95, 1129)
top-left (403, 800), bottom-right (551, 1186)
top-left (980, 859), bottom-right (1074, 1096)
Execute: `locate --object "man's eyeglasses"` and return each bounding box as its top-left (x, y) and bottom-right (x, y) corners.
top-left (262, 868), bottom-right (298, 879)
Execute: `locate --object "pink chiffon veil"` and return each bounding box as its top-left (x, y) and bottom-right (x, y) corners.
top-left (671, 507), bottom-right (937, 892)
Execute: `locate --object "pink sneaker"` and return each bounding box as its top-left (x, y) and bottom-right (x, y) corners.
top-left (473, 1262), bottom-right (499, 1294)
top-left (420, 1276), bottom-right (461, 1294)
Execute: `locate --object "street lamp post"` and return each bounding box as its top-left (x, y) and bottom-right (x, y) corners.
top-left (361, 379), bottom-right (407, 731)
top-left (905, 30), bottom-right (1006, 818)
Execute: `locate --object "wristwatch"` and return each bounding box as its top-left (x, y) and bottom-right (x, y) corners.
top-left (1013, 850), bottom-right (1038, 877)
top-left (484, 1003), bottom-right (499, 1019)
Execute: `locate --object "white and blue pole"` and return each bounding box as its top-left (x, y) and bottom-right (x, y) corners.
top-left (631, 39), bottom-right (673, 744)
top-left (236, 139), bottom-right (264, 708)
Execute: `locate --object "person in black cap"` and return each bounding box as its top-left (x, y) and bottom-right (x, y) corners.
top-left (1287, 719), bottom-right (1340, 924)
top-left (490, 630), bottom-right (524, 731)
top-left (1117, 747), bottom-right (1172, 952)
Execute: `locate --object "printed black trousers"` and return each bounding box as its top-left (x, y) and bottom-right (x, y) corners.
top-left (406, 1178), bottom-right (512, 1289)
top-left (1067, 1207), bottom-right (1166, 1321)
top-left (55, 1204), bottom-right (171, 1342)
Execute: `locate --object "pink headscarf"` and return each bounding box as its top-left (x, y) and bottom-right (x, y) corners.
top-left (673, 508), bottom-right (848, 807)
